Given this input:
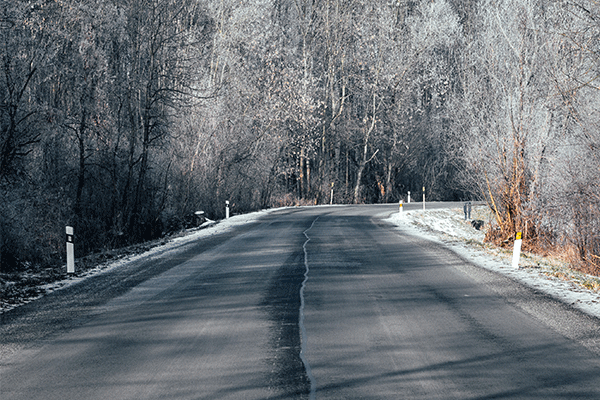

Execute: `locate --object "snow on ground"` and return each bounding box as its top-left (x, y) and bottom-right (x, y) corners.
top-left (45, 211), bottom-right (272, 288)
top-left (4, 205), bottom-right (600, 320)
top-left (386, 206), bottom-right (600, 319)
top-left (0, 210), bottom-right (275, 314)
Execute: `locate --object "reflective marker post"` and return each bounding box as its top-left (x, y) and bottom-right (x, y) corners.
top-left (330, 182), bottom-right (334, 205)
top-left (399, 199), bottom-right (403, 215)
top-left (66, 226), bottom-right (75, 274)
top-left (512, 232), bottom-right (522, 269)
top-left (225, 200), bottom-right (230, 219)
top-left (422, 186), bottom-right (426, 211)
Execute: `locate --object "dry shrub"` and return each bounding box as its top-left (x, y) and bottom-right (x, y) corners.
top-left (483, 204), bottom-right (600, 278)
top-left (559, 245), bottom-right (591, 275)
top-left (484, 225), bottom-right (510, 247)
top-left (568, 190), bottom-right (600, 276)
top-left (269, 193), bottom-right (317, 208)
top-left (484, 217), bottom-right (553, 253)
top-left (568, 245), bottom-right (600, 277)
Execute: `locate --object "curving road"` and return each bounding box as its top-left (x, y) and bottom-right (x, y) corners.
top-left (2, 204), bottom-right (600, 399)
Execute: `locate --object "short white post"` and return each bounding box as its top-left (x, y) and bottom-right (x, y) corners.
top-left (225, 200), bottom-right (230, 219)
top-left (330, 182), bottom-right (334, 205)
top-left (66, 226), bottom-right (75, 274)
top-left (407, 191), bottom-right (411, 203)
top-left (512, 232), bottom-right (522, 269)
top-left (195, 211), bottom-right (204, 225)
top-left (422, 187), bottom-right (425, 211)
top-left (399, 199), bottom-right (403, 215)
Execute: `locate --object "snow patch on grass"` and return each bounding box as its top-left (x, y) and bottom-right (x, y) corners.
top-left (386, 207), bottom-right (600, 319)
top-left (5, 205), bottom-right (600, 321)
top-left (0, 209), bottom-right (277, 314)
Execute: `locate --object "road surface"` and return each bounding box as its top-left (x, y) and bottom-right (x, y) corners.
top-left (2, 204), bottom-right (600, 399)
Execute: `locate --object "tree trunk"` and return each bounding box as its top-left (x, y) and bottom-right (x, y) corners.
top-left (299, 147), bottom-right (305, 198)
top-left (353, 92), bottom-right (378, 203)
top-left (306, 156), bottom-right (311, 197)
top-left (385, 162), bottom-right (393, 203)
top-left (74, 108), bottom-right (87, 221)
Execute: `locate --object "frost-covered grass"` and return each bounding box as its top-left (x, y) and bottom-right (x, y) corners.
top-left (4, 205), bottom-right (600, 320)
top-left (386, 206), bottom-right (600, 319)
top-left (0, 210), bottom-right (277, 314)
top-left (392, 207), bottom-right (488, 243)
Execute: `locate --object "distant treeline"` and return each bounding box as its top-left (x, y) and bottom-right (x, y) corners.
top-left (1, 0), bottom-right (599, 275)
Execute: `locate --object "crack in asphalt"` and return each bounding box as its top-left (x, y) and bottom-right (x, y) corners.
top-left (300, 217), bottom-right (319, 400)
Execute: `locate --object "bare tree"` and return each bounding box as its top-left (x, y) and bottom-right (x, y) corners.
top-left (0, 2), bottom-right (60, 182)
top-left (453, 0), bottom-right (562, 244)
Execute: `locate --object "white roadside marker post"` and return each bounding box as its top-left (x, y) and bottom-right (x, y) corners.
top-left (399, 199), bottom-right (403, 216)
top-left (195, 211), bottom-right (205, 226)
top-left (512, 232), bottom-right (522, 269)
top-left (407, 191), bottom-right (411, 203)
top-left (422, 186), bottom-right (425, 211)
top-left (225, 200), bottom-right (230, 219)
top-left (66, 226), bottom-right (75, 274)
top-left (330, 182), bottom-right (334, 205)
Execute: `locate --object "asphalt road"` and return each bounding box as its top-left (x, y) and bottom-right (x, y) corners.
top-left (2, 203), bottom-right (600, 399)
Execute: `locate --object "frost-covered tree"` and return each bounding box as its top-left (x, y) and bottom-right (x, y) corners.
top-left (453, 0), bottom-right (561, 243)
top-left (404, 0), bottom-right (464, 200)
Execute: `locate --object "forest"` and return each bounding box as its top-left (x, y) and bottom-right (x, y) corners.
top-left (1, 0), bottom-right (600, 275)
